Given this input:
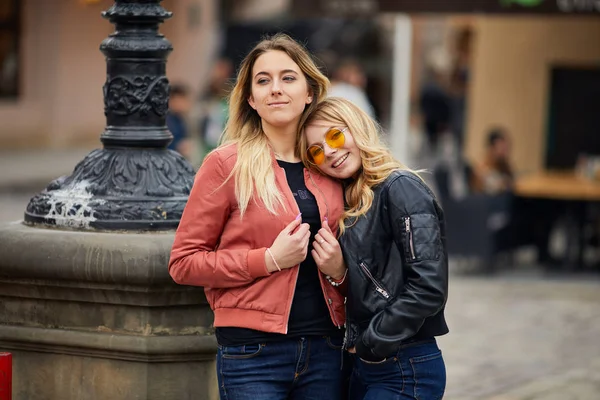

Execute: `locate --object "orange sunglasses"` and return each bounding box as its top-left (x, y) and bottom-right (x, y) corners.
top-left (307, 127), bottom-right (347, 165)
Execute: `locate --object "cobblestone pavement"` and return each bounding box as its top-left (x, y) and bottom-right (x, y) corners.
top-left (440, 274), bottom-right (600, 400)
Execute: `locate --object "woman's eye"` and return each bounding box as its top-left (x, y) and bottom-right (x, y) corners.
top-left (283, 76), bottom-right (296, 82)
top-left (257, 78), bottom-right (268, 84)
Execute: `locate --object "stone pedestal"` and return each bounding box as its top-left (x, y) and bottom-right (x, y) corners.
top-left (0, 222), bottom-right (218, 400)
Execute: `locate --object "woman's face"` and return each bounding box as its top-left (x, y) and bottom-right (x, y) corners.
top-left (304, 119), bottom-right (362, 179)
top-left (248, 50), bottom-right (312, 131)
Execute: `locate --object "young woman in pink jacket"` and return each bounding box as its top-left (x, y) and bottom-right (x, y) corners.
top-left (169, 34), bottom-right (349, 399)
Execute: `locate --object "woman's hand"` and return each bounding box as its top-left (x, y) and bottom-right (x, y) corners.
top-left (266, 215), bottom-right (311, 272)
top-left (312, 219), bottom-right (346, 279)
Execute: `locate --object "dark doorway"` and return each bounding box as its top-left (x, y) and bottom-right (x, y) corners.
top-left (545, 66), bottom-right (600, 170)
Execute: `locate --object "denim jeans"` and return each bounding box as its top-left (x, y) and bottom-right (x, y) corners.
top-left (349, 339), bottom-right (446, 400)
top-left (217, 336), bottom-right (347, 400)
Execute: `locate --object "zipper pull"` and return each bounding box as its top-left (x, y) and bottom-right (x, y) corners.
top-left (405, 216), bottom-right (417, 260)
top-left (376, 287), bottom-right (391, 299)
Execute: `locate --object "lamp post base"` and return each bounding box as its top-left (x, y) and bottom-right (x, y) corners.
top-left (0, 223), bottom-right (218, 400)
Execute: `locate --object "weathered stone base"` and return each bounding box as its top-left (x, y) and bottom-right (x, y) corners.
top-left (0, 222), bottom-right (218, 399)
top-left (8, 347), bottom-right (217, 400)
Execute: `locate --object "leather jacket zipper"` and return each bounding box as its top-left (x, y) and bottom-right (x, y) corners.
top-left (327, 297), bottom-right (341, 328)
top-left (359, 262), bottom-right (390, 299)
top-left (404, 216), bottom-right (416, 260)
top-left (342, 304), bottom-right (349, 350)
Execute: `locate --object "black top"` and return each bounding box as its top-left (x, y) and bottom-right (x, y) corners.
top-left (216, 160), bottom-right (339, 346)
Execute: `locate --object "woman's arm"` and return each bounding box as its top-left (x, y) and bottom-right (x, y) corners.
top-left (168, 150), bottom-right (271, 288)
top-left (355, 174), bottom-right (448, 361)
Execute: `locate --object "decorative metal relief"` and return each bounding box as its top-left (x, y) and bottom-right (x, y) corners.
top-left (25, 149), bottom-right (195, 230)
top-left (103, 76), bottom-right (169, 117)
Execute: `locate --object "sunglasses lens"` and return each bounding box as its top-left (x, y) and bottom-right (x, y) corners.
top-left (308, 145), bottom-right (325, 165)
top-left (326, 128), bottom-right (345, 149)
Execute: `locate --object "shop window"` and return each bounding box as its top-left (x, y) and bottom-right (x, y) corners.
top-left (0, 0), bottom-right (20, 99)
top-left (545, 66), bottom-right (600, 170)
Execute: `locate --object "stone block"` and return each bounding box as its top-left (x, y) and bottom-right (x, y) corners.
top-left (0, 222), bottom-right (218, 399)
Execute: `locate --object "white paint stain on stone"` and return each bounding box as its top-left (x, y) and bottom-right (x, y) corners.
top-left (45, 180), bottom-right (105, 229)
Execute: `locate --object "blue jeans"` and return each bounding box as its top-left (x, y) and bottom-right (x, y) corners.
top-left (217, 336), bottom-right (346, 400)
top-left (349, 339), bottom-right (446, 400)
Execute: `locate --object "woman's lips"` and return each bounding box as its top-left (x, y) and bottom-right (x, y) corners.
top-left (332, 153), bottom-right (349, 168)
top-left (268, 102), bottom-right (288, 107)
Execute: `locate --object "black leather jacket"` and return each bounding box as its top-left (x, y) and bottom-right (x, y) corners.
top-left (341, 170), bottom-right (449, 361)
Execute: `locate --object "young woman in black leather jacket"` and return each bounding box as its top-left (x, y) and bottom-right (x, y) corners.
top-left (301, 97), bottom-right (449, 400)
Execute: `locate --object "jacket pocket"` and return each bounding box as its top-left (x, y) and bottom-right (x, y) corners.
top-left (403, 216), bottom-right (417, 261)
top-left (219, 343), bottom-right (264, 359)
top-left (358, 261), bottom-right (391, 300)
top-left (402, 214), bottom-right (441, 262)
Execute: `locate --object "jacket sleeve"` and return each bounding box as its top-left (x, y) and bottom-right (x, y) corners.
top-left (168, 150), bottom-right (270, 288)
top-left (355, 174), bottom-right (448, 361)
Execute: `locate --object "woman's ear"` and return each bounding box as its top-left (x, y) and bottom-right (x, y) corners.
top-left (305, 85), bottom-right (314, 104)
top-left (248, 95), bottom-right (257, 110)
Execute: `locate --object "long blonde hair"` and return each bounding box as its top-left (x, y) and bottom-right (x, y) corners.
top-left (300, 97), bottom-right (417, 234)
top-left (218, 33), bottom-right (329, 217)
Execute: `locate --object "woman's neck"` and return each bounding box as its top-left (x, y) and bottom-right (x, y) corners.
top-left (262, 120), bottom-right (300, 163)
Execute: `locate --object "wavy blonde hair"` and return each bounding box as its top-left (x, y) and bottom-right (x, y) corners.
top-left (219, 33), bottom-right (329, 217)
top-left (300, 97), bottom-right (417, 234)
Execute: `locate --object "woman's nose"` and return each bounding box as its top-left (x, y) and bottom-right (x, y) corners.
top-left (271, 80), bottom-right (282, 94)
top-left (323, 142), bottom-right (338, 157)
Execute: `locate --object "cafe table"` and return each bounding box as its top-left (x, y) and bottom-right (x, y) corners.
top-left (514, 171), bottom-right (600, 270)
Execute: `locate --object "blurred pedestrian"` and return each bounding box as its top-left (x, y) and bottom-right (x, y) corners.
top-left (474, 128), bottom-right (563, 266)
top-left (168, 34), bottom-right (348, 400)
top-left (329, 58), bottom-right (376, 119)
top-left (449, 27), bottom-right (473, 148)
top-left (419, 47), bottom-right (453, 153)
top-left (302, 97), bottom-right (449, 400)
top-left (166, 83), bottom-right (192, 159)
top-left (472, 127), bottom-right (514, 195)
top-left (197, 57), bottom-right (234, 161)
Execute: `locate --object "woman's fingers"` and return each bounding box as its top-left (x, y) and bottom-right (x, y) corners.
top-left (314, 233), bottom-right (323, 245)
top-left (316, 227), bottom-right (336, 245)
top-left (311, 249), bottom-right (322, 265)
top-left (312, 240), bottom-right (335, 267)
top-left (302, 229), bottom-right (311, 248)
top-left (312, 240), bottom-right (324, 256)
top-left (322, 219), bottom-right (333, 233)
top-left (314, 232), bottom-right (334, 247)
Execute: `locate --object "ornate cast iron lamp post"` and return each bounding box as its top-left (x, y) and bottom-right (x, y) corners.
top-left (24, 0), bottom-right (194, 231)
top-left (0, 2), bottom-right (216, 398)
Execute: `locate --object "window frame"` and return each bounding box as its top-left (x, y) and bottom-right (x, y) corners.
top-left (0, 0), bottom-right (21, 100)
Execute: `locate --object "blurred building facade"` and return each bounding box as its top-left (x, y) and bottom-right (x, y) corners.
top-left (0, 0), bottom-right (220, 150)
top-left (1, 0), bottom-right (599, 178)
top-left (410, 15), bottom-right (600, 174)
top-left (462, 16), bottom-right (600, 174)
